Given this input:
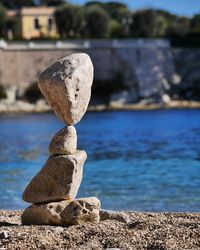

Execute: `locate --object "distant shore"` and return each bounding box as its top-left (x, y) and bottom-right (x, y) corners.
top-left (0, 100), bottom-right (200, 115)
top-left (1, 209), bottom-right (200, 249)
top-left (89, 100), bottom-right (200, 111)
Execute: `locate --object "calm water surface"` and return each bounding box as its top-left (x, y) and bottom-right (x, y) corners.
top-left (0, 110), bottom-right (200, 211)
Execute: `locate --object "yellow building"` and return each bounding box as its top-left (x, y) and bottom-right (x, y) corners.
top-left (20, 7), bottom-right (59, 39)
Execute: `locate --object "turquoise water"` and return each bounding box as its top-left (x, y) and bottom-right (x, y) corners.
top-left (0, 110), bottom-right (200, 211)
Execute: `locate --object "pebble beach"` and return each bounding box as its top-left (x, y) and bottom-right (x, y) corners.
top-left (1, 209), bottom-right (200, 249)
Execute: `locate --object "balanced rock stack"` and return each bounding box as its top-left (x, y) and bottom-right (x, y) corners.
top-left (21, 53), bottom-right (101, 226)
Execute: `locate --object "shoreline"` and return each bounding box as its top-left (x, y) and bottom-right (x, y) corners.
top-left (1, 209), bottom-right (200, 249)
top-left (0, 100), bottom-right (200, 115)
top-left (89, 100), bottom-right (200, 111)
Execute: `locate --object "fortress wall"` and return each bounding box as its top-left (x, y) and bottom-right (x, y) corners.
top-left (0, 48), bottom-right (118, 89)
top-left (2, 40), bottom-right (199, 100)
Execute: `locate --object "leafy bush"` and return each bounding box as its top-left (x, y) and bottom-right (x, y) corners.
top-left (171, 34), bottom-right (200, 48)
top-left (178, 80), bottom-right (200, 101)
top-left (23, 83), bottom-right (43, 103)
top-left (0, 85), bottom-right (7, 100)
top-left (91, 72), bottom-right (127, 104)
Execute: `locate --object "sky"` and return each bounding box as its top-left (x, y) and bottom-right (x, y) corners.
top-left (70, 0), bottom-right (200, 17)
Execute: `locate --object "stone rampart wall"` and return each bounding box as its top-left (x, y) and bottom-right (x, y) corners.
top-left (0, 39), bottom-right (199, 101)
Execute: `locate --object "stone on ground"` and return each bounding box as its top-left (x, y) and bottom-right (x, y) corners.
top-left (21, 197), bottom-right (100, 226)
top-left (38, 53), bottom-right (94, 125)
top-left (49, 126), bottom-right (77, 155)
top-left (100, 210), bottom-right (131, 223)
top-left (22, 150), bottom-right (87, 203)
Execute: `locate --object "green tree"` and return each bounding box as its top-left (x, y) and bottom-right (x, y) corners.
top-left (103, 2), bottom-right (128, 20)
top-left (190, 14), bottom-right (200, 33)
top-left (85, 1), bottom-right (131, 37)
top-left (85, 1), bottom-right (128, 20)
top-left (84, 1), bottom-right (104, 8)
top-left (119, 11), bottom-right (133, 37)
top-left (109, 19), bottom-right (123, 37)
top-left (153, 15), bottom-right (168, 37)
top-left (130, 9), bottom-right (168, 37)
top-left (166, 16), bottom-right (190, 36)
top-left (39, 0), bottom-right (65, 6)
top-left (106, 3), bottom-right (132, 37)
top-left (84, 5), bottom-right (110, 38)
top-left (55, 4), bottom-right (83, 38)
top-left (0, 4), bottom-right (6, 37)
top-left (5, 16), bottom-right (21, 39)
top-left (0, 0), bottom-right (35, 9)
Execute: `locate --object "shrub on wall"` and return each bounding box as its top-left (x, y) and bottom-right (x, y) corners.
top-left (23, 83), bottom-right (43, 103)
top-left (91, 72), bottom-right (127, 104)
top-left (0, 85), bottom-right (7, 100)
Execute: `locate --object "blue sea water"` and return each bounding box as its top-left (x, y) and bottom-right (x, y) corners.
top-left (0, 109), bottom-right (200, 212)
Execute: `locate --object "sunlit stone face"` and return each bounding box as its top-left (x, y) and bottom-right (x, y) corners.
top-left (38, 53), bottom-right (94, 125)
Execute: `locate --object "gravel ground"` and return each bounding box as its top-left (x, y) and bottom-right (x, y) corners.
top-left (1, 210), bottom-right (200, 249)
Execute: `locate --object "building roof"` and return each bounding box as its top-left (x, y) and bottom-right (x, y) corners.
top-left (21, 7), bottom-right (55, 16)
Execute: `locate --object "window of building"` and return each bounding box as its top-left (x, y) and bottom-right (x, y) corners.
top-left (34, 18), bottom-right (40, 30)
top-left (48, 18), bottom-right (52, 31)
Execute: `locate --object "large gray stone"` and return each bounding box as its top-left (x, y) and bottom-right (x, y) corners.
top-left (49, 126), bottom-right (77, 155)
top-left (21, 197), bottom-right (100, 226)
top-left (22, 151), bottom-right (87, 203)
top-left (38, 53), bottom-right (94, 125)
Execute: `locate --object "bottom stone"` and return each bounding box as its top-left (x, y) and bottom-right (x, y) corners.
top-left (21, 197), bottom-right (100, 226)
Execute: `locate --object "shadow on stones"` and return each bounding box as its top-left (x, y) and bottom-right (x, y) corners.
top-left (0, 221), bottom-right (18, 226)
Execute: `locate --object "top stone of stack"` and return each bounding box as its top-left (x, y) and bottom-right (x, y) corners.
top-left (38, 53), bottom-right (94, 125)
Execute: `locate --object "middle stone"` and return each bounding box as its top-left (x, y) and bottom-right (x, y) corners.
top-left (23, 150), bottom-right (87, 204)
top-left (49, 126), bottom-right (77, 155)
